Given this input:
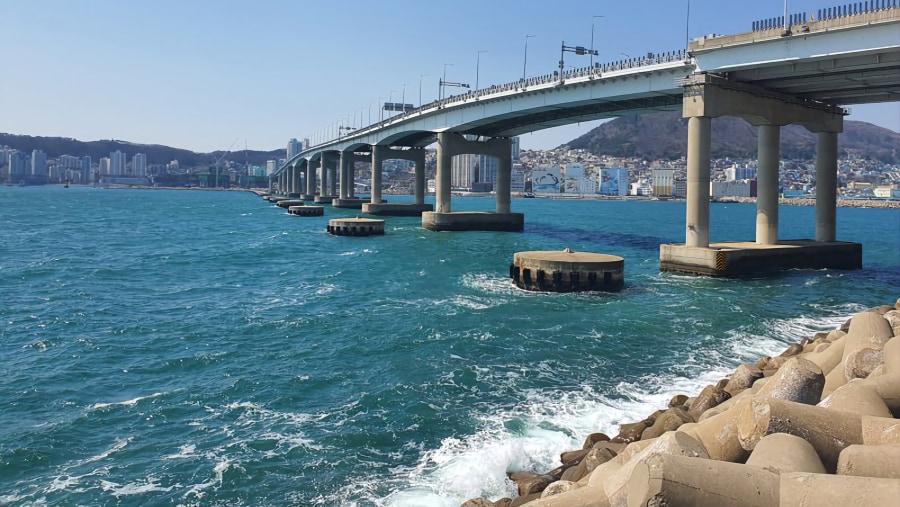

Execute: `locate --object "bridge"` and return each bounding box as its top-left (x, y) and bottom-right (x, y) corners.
top-left (272, 2), bottom-right (900, 276)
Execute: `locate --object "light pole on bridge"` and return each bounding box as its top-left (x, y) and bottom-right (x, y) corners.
top-left (591, 15), bottom-right (604, 68)
top-left (440, 63), bottom-right (452, 100)
top-left (475, 50), bottom-right (487, 91)
top-left (419, 74), bottom-right (427, 106)
top-left (523, 34), bottom-right (538, 81)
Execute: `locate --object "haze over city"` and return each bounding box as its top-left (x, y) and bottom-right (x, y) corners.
top-left (3, 0), bottom-right (898, 154)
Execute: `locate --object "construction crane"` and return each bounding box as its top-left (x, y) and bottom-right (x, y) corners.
top-left (213, 138), bottom-right (239, 188)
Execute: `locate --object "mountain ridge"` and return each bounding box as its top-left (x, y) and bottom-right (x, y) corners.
top-left (562, 111), bottom-right (900, 164)
top-left (0, 133), bottom-right (283, 167)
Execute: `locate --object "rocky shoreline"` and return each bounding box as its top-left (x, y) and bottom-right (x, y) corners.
top-left (462, 300), bottom-right (900, 507)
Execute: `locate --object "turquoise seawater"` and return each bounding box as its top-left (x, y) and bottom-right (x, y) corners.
top-left (1, 186), bottom-right (897, 506)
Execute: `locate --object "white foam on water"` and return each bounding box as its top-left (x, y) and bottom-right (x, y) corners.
top-left (461, 274), bottom-right (517, 296)
top-left (71, 437), bottom-right (133, 467)
top-left (163, 443), bottom-right (198, 460)
top-left (450, 295), bottom-right (493, 311)
top-left (183, 457), bottom-right (235, 500)
top-left (46, 474), bottom-right (86, 493)
top-left (99, 477), bottom-right (173, 496)
top-left (257, 431), bottom-right (320, 455)
top-left (88, 392), bottom-right (165, 410)
top-left (372, 307), bottom-right (863, 505)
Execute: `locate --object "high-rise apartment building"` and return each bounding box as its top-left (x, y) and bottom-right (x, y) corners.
top-left (132, 153), bottom-right (147, 177)
top-left (31, 149), bottom-right (48, 176)
top-left (82, 156), bottom-right (92, 178)
top-left (99, 157), bottom-right (111, 175)
top-left (287, 138), bottom-right (302, 160)
top-left (110, 150), bottom-right (127, 176)
top-left (8, 150), bottom-right (28, 176)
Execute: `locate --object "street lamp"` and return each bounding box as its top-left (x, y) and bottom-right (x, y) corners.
top-left (401, 83), bottom-right (407, 112)
top-left (419, 74), bottom-right (427, 106)
top-left (440, 63), bottom-right (453, 100)
top-left (378, 96), bottom-right (385, 121)
top-left (475, 50), bottom-right (487, 91)
top-left (591, 15), bottom-right (604, 68)
top-left (523, 34), bottom-right (538, 80)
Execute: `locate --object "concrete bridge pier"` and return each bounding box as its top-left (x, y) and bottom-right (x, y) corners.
top-left (290, 164), bottom-right (303, 197)
top-left (685, 116), bottom-right (711, 248)
top-left (816, 132), bottom-right (838, 242)
top-left (362, 146), bottom-right (433, 216)
top-left (334, 152), bottom-right (371, 209)
top-left (422, 132), bottom-right (523, 231)
top-left (756, 124), bottom-right (780, 245)
top-left (303, 159), bottom-right (319, 200)
top-left (314, 152), bottom-right (339, 204)
top-left (660, 76), bottom-right (860, 276)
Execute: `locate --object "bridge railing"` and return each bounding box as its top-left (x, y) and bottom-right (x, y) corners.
top-left (752, 0), bottom-right (898, 31)
top-left (318, 49), bottom-right (689, 147)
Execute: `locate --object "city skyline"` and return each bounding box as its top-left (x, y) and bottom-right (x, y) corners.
top-left (3, 0), bottom-right (899, 154)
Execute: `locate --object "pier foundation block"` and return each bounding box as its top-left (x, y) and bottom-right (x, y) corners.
top-left (364, 203), bottom-right (433, 216)
top-left (511, 249), bottom-right (624, 292)
top-left (327, 218), bottom-right (385, 236)
top-left (288, 206), bottom-right (324, 216)
top-left (422, 212), bottom-right (524, 232)
top-left (659, 240), bottom-right (862, 276)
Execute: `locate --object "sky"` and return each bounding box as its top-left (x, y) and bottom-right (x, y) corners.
top-left (2, 0), bottom-right (898, 154)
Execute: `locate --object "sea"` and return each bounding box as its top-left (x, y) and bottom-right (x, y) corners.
top-left (1, 186), bottom-right (898, 506)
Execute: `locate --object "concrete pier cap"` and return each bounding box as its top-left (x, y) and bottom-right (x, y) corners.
top-left (511, 248), bottom-right (624, 292)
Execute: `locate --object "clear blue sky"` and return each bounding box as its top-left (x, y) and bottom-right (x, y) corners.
top-left (2, 0), bottom-right (898, 153)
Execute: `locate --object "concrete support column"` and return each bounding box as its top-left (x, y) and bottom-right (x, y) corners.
top-left (291, 166), bottom-right (302, 195)
top-left (816, 132), bottom-right (838, 242)
top-left (348, 159), bottom-right (357, 197)
top-left (282, 171), bottom-right (288, 194)
top-left (686, 116), bottom-right (712, 248)
top-left (756, 124), bottom-right (781, 245)
top-left (321, 163), bottom-right (329, 195)
top-left (496, 140), bottom-right (513, 214)
top-left (339, 153), bottom-right (351, 199)
top-left (307, 160), bottom-right (319, 196)
top-left (435, 132), bottom-right (453, 213)
top-left (413, 150), bottom-right (426, 205)
top-left (371, 145), bottom-right (384, 204)
top-left (328, 166), bottom-right (337, 196)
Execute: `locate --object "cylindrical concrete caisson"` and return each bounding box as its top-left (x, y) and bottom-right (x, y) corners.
top-left (510, 249), bottom-right (624, 292)
top-left (288, 206), bottom-right (324, 216)
top-left (327, 218), bottom-right (385, 236)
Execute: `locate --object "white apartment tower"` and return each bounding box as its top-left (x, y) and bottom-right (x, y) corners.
top-left (287, 138), bottom-right (302, 160)
top-left (132, 153), bottom-right (147, 177)
top-left (110, 150), bottom-right (127, 176)
top-left (31, 149), bottom-right (48, 176)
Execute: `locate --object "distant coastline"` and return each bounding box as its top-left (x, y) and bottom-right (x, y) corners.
top-left (16, 184), bottom-right (900, 209)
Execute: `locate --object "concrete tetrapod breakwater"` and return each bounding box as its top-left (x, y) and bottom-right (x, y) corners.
top-left (461, 299), bottom-right (900, 507)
